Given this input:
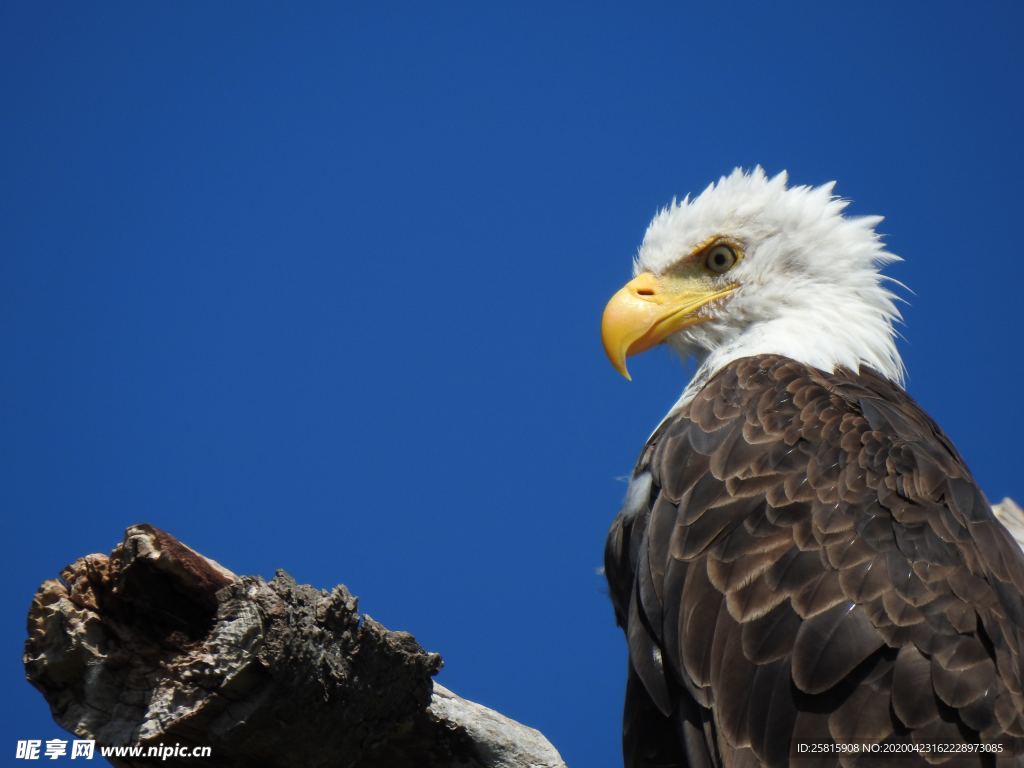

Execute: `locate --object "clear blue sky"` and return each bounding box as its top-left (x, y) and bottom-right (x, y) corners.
top-left (3, 3), bottom-right (1023, 766)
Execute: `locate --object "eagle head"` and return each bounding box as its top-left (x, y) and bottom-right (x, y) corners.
top-left (601, 168), bottom-right (904, 389)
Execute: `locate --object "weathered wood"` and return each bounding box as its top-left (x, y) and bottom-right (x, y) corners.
top-left (24, 525), bottom-right (566, 768)
top-left (994, 497), bottom-right (1024, 551)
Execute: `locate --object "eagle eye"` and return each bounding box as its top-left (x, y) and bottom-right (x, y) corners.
top-left (705, 244), bottom-right (738, 274)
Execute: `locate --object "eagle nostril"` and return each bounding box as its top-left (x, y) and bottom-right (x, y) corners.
top-left (636, 288), bottom-right (655, 296)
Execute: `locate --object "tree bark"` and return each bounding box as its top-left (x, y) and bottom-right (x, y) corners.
top-left (24, 525), bottom-right (566, 768)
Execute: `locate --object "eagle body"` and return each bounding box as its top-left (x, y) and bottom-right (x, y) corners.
top-left (600, 169), bottom-right (1024, 766)
top-left (605, 354), bottom-right (1024, 766)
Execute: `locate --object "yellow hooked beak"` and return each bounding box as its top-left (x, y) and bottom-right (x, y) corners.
top-left (601, 272), bottom-right (737, 380)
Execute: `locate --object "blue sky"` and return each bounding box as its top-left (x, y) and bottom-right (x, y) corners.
top-left (3, 3), bottom-right (1023, 766)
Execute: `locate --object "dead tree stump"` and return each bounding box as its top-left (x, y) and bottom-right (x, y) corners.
top-left (24, 525), bottom-right (566, 768)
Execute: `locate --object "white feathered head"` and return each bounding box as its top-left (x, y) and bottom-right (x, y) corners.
top-left (602, 168), bottom-right (904, 389)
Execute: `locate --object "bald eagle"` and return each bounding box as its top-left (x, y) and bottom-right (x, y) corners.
top-left (601, 169), bottom-right (1024, 767)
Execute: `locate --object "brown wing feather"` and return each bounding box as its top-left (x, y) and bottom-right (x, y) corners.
top-left (605, 354), bottom-right (1024, 767)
